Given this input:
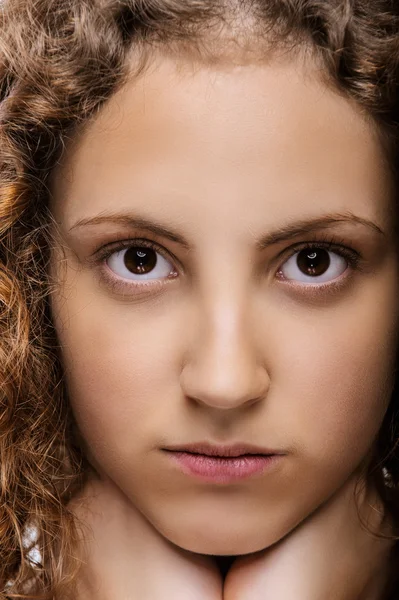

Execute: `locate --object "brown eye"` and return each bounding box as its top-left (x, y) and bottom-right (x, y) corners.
top-left (106, 245), bottom-right (174, 280)
top-left (296, 248), bottom-right (330, 277)
top-left (279, 246), bottom-right (348, 284)
top-left (123, 247), bottom-right (157, 275)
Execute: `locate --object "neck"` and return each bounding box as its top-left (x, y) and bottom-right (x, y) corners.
top-left (360, 543), bottom-right (398, 600)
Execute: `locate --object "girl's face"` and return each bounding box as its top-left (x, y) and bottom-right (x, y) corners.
top-left (50, 51), bottom-right (399, 555)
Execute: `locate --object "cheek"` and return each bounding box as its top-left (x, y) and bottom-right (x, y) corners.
top-left (273, 294), bottom-right (398, 474)
top-left (51, 289), bottom-right (180, 457)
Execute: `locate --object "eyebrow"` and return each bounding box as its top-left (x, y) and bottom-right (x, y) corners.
top-left (255, 213), bottom-right (385, 249)
top-left (68, 211), bottom-right (385, 250)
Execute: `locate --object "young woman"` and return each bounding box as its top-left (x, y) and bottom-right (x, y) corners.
top-left (1, 0), bottom-right (399, 598)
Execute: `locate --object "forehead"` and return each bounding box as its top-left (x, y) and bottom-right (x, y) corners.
top-left (51, 52), bottom-right (393, 236)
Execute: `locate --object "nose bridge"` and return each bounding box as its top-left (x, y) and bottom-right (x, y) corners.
top-left (180, 281), bottom-right (270, 410)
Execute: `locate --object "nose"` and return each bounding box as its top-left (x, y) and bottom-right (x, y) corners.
top-left (180, 298), bottom-right (270, 411)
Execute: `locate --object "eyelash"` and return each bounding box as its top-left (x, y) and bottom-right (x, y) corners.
top-left (276, 237), bottom-right (361, 296)
top-left (93, 235), bottom-right (362, 295)
top-left (95, 238), bottom-right (178, 294)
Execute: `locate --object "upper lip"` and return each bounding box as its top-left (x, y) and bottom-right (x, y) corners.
top-left (163, 442), bottom-right (284, 457)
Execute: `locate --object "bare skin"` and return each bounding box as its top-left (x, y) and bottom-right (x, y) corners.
top-left (224, 471), bottom-right (394, 600)
top-left (50, 49), bottom-right (399, 598)
top-left (70, 471), bottom-right (394, 600)
top-left (69, 477), bottom-right (223, 600)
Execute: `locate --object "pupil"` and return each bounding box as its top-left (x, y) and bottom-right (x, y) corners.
top-left (124, 247), bottom-right (157, 274)
top-left (297, 248), bottom-right (330, 276)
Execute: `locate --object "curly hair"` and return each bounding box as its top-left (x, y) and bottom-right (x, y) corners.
top-left (0, 0), bottom-right (398, 597)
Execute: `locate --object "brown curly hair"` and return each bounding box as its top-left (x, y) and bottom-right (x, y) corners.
top-left (0, 0), bottom-right (399, 598)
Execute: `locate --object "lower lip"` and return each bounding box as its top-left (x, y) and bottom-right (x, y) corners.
top-left (166, 451), bottom-right (281, 483)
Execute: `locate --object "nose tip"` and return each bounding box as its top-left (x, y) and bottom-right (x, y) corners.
top-left (180, 350), bottom-right (270, 411)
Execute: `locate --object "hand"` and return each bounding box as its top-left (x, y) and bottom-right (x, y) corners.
top-left (130, 529), bottom-right (224, 600)
top-left (69, 476), bottom-right (224, 600)
top-left (134, 535), bottom-right (224, 600)
top-left (224, 472), bottom-right (394, 600)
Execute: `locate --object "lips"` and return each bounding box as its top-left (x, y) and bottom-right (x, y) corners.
top-left (163, 441), bottom-right (282, 458)
top-left (166, 448), bottom-right (283, 483)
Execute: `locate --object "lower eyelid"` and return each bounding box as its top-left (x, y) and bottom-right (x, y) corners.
top-left (99, 262), bottom-right (178, 295)
top-left (275, 268), bottom-right (354, 300)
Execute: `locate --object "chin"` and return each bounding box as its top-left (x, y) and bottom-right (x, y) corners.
top-left (156, 520), bottom-right (286, 556)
